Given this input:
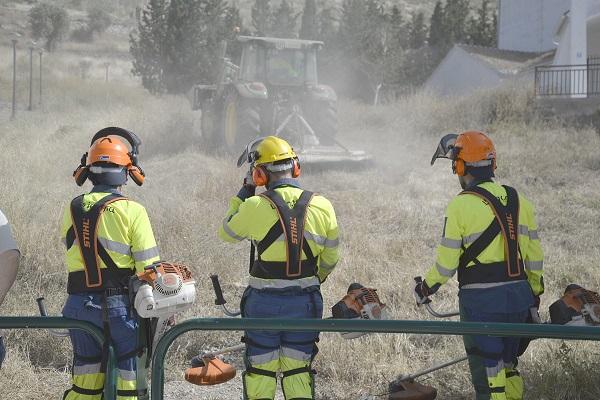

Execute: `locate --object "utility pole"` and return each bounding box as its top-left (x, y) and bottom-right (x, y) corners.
top-left (28, 44), bottom-right (34, 111)
top-left (39, 49), bottom-right (43, 107)
top-left (11, 38), bottom-right (17, 120)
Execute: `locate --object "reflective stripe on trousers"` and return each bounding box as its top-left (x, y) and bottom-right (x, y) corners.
top-left (62, 294), bottom-right (140, 400)
top-left (241, 287), bottom-right (323, 400)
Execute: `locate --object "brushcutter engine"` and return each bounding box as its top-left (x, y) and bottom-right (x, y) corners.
top-left (132, 262), bottom-right (196, 350)
top-left (549, 284), bottom-right (600, 326)
top-left (331, 283), bottom-right (388, 339)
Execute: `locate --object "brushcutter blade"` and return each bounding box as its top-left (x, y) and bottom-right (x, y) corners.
top-left (185, 357), bottom-right (236, 386)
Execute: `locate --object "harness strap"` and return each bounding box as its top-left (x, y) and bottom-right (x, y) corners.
top-left (458, 185), bottom-right (525, 286)
top-left (282, 366), bottom-right (316, 378)
top-left (70, 193), bottom-right (127, 289)
top-left (255, 190), bottom-right (315, 278)
top-left (246, 366), bottom-right (277, 378)
top-left (69, 385), bottom-right (103, 395)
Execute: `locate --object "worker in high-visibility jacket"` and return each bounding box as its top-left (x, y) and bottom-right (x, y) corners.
top-left (61, 127), bottom-right (160, 400)
top-left (414, 131), bottom-right (544, 400)
top-left (219, 136), bottom-right (340, 400)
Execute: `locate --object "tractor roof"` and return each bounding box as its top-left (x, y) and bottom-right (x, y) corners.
top-left (237, 36), bottom-right (323, 50)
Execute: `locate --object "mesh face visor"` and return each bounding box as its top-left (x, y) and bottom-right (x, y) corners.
top-left (430, 133), bottom-right (459, 165)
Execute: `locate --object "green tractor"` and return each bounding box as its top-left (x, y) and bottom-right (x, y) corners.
top-left (192, 36), bottom-right (369, 163)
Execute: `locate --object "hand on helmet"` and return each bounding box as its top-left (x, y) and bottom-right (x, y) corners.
top-left (414, 281), bottom-right (432, 306)
top-left (237, 169), bottom-right (256, 201)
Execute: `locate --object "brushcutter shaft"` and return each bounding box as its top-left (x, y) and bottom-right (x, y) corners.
top-left (401, 356), bottom-right (468, 381)
top-left (202, 343), bottom-right (246, 358)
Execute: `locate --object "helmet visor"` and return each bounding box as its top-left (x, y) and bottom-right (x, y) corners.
top-left (430, 133), bottom-right (459, 166)
top-left (237, 137), bottom-right (266, 168)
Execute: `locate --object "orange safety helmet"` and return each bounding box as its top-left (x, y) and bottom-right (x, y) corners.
top-left (431, 131), bottom-right (496, 176)
top-left (73, 127), bottom-right (145, 186)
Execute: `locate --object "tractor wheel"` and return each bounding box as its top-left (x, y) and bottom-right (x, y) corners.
top-left (310, 100), bottom-right (338, 146)
top-left (222, 92), bottom-right (261, 153)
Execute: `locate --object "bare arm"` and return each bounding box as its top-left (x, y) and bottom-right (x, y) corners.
top-left (0, 250), bottom-right (19, 307)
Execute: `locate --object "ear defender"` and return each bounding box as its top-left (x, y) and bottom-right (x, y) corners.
top-left (292, 158), bottom-right (301, 178)
top-left (252, 166), bottom-right (269, 187)
top-left (73, 153), bottom-right (89, 186)
top-left (128, 165), bottom-right (145, 186)
top-left (453, 159), bottom-right (466, 176)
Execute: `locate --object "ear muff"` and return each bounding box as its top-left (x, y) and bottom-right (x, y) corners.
top-left (292, 158), bottom-right (301, 178)
top-left (252, 166), bottom-right (269, 187)
top-left (128, 165), bottom-right (145, 186)
top-left (73, 153), bottom-right (89, 186)
top-left (453, 159), bottom-right (466, 176)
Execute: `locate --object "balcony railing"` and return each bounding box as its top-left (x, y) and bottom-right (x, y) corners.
top-left (535, 64), bottom-right (600, 97)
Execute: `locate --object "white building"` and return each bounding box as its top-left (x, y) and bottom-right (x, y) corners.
top-left (426, 0), bottom-right (600, 97)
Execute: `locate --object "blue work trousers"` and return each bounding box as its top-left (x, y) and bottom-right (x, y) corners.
top-left (62, 293), bottom-right (140, 400)
top-left (241, 287), bottom-right (323, 400)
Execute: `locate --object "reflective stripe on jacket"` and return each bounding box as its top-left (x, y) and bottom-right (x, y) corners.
top-left (61, 191), bottom-right (160, 274)
top-left (425, 181), bottom-right (544, 296)
top-left (218, 185), bottom-right (340, 285)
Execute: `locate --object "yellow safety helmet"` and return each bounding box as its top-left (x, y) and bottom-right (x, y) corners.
top-left (253, 136), bottom-right (297, 166)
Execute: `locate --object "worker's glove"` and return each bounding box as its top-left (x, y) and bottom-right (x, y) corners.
top-left (414, 281), bottom-right (432, 306)
top-left (0, 336), bottom-right (5, 369)
top-left (237, 170), bottom-right (256, 201)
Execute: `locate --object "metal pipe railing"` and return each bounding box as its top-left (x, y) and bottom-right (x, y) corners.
top-left (150, 317), bottom-right (600, 400)
top-left (0, 316), bottom-right (116, 400)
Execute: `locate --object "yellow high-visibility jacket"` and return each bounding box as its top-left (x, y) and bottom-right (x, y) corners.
top-left (61, 192), bottom-right (160, 276)
top-left (425, 181), bottom-right (544, 296)
top-left (219, 184), bottom-right (340, 289)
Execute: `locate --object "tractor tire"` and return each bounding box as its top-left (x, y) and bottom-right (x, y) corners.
top-left (222, 92), bottom-right (261, 153)
top-left (310, 100), bottom-right (338, 146)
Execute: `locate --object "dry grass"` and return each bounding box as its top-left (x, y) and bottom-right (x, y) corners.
top-left (0, 48), bottom-right (600, 399)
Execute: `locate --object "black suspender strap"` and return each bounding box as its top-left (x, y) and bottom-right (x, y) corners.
top-left (69, 193), bottom-right (126, 289)
top-left (256, 190), bottom-right (315, 278)
top-left (457, 185), bottom-right (525, 286)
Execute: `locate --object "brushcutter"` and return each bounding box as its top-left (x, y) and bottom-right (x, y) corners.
top-left (385, 277), bottom-right (467, 400)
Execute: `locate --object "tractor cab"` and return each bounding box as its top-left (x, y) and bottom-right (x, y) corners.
top-left (238, 36), bottom-right (321, 87)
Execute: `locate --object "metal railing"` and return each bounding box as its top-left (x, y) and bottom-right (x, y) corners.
top-left (0, 316), bottom-right (117, 400)
top-left (150, 317), bottom-right (600, 400)
top-left (535, 64), bottom-right (600, 97)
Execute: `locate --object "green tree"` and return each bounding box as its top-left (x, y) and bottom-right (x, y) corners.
top-left (408, 11), bottom-right (427, 49)
top-left (252, 0), bottom-right (272, 35)
top-left (300, 0), bottom-right (318, 40)
top-left (271, 0), bottom-right (297, 38)
top-left (29, 3), bottom-right (70, 51)
top-left (444, 0), bottom-right (470, 44)
top-left (130, 0), bottom-right (237, 94)
top-left (429, 1), bottom-right (448, 48)
top-left (130, 0), bottom-right (168, 94)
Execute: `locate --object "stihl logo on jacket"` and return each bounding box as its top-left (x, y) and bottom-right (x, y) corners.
top-left (290, 217), bottom-right (299, 244)
top-left (82, 218), bottom-right (91, 248)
